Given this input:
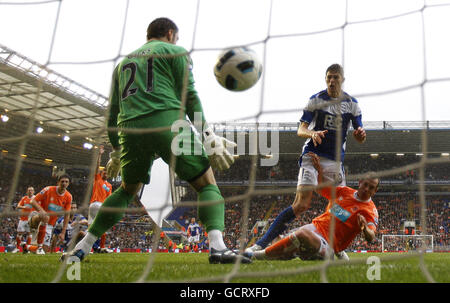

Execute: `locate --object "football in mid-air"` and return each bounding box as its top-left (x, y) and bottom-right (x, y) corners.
top-left (214, 47), bottom-right (262, 92)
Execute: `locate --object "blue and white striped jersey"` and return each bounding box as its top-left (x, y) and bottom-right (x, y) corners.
top-left (53, 214), bottom-right (87, 242)
top-left (300, 90), bottom-right (363, 162)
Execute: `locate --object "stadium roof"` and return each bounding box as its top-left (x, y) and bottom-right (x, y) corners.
top-left (0, 44), bottom-right (108, 133)
top-left (1, 43), bottom-right (450, 168)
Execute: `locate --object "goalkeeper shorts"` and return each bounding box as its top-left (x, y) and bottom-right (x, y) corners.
top-left (118, 109), bottom-right (210, 185)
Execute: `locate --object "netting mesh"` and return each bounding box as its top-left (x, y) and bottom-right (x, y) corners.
top-left (1, 0), bottom-right (450, 283)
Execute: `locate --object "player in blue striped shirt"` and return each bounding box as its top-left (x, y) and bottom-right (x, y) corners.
top-left (247, 64), bottom-right (366, 259)
top-left (51, 204), bottom-right (88, 253)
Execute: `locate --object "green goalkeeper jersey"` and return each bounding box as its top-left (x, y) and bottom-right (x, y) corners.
top-left (107, 40), bottom-right (205, 148)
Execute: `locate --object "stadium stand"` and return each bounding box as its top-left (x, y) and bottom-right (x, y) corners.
top-left (1, 139), bottom-right (449, 252)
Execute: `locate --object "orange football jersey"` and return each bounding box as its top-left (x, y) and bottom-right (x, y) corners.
top-left (34, 186), bottom-right (72, 226)
top-left (90, 173), bottom-right (112, 204)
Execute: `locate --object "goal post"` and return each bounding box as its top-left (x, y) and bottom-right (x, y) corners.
top-left (381, 235), bottom-right (434, 252)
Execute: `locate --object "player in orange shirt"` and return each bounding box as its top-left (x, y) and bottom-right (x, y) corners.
top-left (89, 145), bottom-right (113, 253)
top-left (12, 187), bottom-right (35, 253)
top-left (25, 175), bottom-right (72, 255)
top-left (248, 153), bottom-right (378, 261)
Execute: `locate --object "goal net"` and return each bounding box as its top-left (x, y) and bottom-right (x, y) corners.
top-left (382, 235), bottom-right (434, 253)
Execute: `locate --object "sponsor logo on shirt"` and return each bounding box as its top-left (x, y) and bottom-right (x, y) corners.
top-left (48, 203), bottom-right (63, 212)
top-left (103, 184), bottom-right (111, 192)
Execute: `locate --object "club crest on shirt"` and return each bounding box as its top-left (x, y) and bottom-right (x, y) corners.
top-left (329, 204), bottom-right (351, 222)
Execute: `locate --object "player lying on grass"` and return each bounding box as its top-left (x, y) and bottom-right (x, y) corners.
top-left (246, 64), bottom-right (366, 261)
top-left (246, 153), bottom-right (378, 261)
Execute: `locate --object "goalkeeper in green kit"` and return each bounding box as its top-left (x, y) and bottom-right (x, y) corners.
top-left (62, 17), bottom-right (251, 264)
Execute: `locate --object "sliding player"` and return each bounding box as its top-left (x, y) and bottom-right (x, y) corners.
top-left (12, 186), bottom-right (35, 253)
top-left (247, 64), bottom-right (366, 261)
top-left (25, 175), bottom-right (72, 254)
top-left (63, 17), bottom-right (250, 264)
top-left (247, 153), bottom-right (378, 261)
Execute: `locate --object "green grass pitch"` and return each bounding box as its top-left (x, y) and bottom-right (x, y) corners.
top-left (0, 252), bottom-right (448, 283)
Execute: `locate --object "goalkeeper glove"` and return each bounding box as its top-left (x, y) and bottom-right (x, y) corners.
top-left (106, 148), bottom-right (121, 178)
top-left (203, 126), bottom-right (238, 171)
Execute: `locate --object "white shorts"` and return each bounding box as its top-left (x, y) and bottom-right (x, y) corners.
top-left (297, 154), bottom-right (345, 187)
top-left (17, 220), bottom-right (30, 233)
top-left (88, 201), bottom-right (103, 225)
top-left (188, 235), bottom-right (200, 243)
top-left (294, 224), bottom-right (333, 260)
top-left (43, 224), bottom-right (53, 247)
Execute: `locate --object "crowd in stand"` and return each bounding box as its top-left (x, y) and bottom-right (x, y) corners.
top-left (212, 153), bottom-right (450, 183)
top-left (1, 154), bottom-right (449, 253)
top-left (108, 221), bottom-right (154, 251)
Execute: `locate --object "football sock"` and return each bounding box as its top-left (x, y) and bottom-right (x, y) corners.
top-left (27, 245), bottom-right (38, 252)
top-left (197, 184), bottom-right (225, 233)
top-left (256, 206), bottom-right (295, 248)
top-left (37, 224), bottom-right (46, 245)
top-left (73, 232), bottom-right (97, 254)
top-left (88, 187), bottom-right (134, 237)
top-left (26, 235), bottom-right (31, 245)
top-left (208, 229), bottom-right (227, 251)
top-left (73, 231), bottom-right (85, 246)
top-left (16, 236), bottom-right (21, 249)
top-left (100, 233), bottom-right (106, 248)
top-left (30, 228), bottom-right (38, 244)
